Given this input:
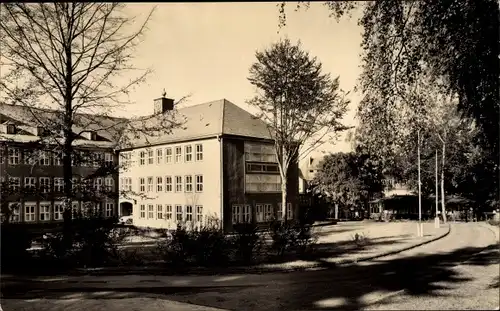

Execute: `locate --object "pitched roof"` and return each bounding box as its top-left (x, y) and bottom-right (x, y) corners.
top-left (0, 103), bottom-right (127, 147)
top-left (125, 99), bottom-right (272, 149)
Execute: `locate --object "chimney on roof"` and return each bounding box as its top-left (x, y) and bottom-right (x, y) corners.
top-left (154, 89), bottom-right (174, 114)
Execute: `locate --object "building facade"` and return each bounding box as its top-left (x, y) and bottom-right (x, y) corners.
top-left (119, 98), bottom-right (299, 232)
top-left (0, 104), bottom-right (122, 225)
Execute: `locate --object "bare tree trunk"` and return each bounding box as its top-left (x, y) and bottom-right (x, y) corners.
top-left (441, 140), bottom-right (447, 224)
top-left (435, 149), bottom-right (439, 228)
top-left (281, 146), bottom-right (288, 224)
top-left (417, 130), bottom-right (422, 237)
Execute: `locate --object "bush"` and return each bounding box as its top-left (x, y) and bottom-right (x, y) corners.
top-left (1, 225), bottom-right (34, 271)
top-left (290, 221), bottom-right (318, 257)
top-left (232, 223), bottom-right (262, 264)
top-left (268, 220), bottom-right (299, 257)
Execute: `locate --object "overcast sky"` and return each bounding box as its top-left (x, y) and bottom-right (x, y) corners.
top-left (120, 2), bottom-right (363, 156)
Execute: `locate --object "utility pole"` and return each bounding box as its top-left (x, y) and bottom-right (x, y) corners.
top-left (435, 150), bottom-right (439, 228)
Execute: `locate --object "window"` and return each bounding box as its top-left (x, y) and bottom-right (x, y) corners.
top-left (156, 148), bottom-right (163, 164)
top-left (8, 147), bottom-right (20, 165)
top-left (195, 144), bottom-right (203, 161)
top-left (8, 202), bottom-right (20, 223)
top-left (54, 202), bottom-right (63, 220)
top-left (148, 149), bottom-right (154, 165)
top-left (0, 147), bottom-right (4, 164)
top-left (9, 177), bottom-right (20, 192)
top-left (147, 176), bottom-right (153, 192)
top-left (24, 203), bottom-right (36, 222)
top-left (106, 202), bottom-right (114, 217)
top-left (24, 150), bottom-right (36, 165)
top-left (244, 142), bottom-right (277, 162)
top-left (54, 178), bottom-right (64, 192)
top-left (120, 152), bottom-right (131, 167)
top-left (165, 147), bottom-right (172, 164)
top-left (165, 176), bottom-right (172, 192)
top-left (140, 204), bottom-right (146, 218)
top-left (39, 202), bottom-right (50, 221)
top-left (175, 146), bottom-right (182, 163)
top-left (195, 175), bottom-right (203, 192)
top-left (156, 176), bottom-right (163, 192)
top-left (287, 203), bottom-right (293, 220)
top-left (72, 201), bottom-right (80, 217)
top-left (264, 204), bottom-right (273, 221)
top-left (54, 153), bottom-right (63, 166)
top-left (105, 153), bottom-right (113, 165)
top-left (6, 124), bottom-right (16, 134)
top-left (105, 177), bottom-right (114, 191)
top-left (148, 204), bottom-right (154, 219)
top-left (196, 205), bottom-right (203, 222)
top-left (175, 176), bottom-right (182, 192)
top-left (176, 205), bottom-right (183, 221)
top-left (139, 178), bottom-right (145, 193)
top-left (39, 177), bottom-right (50, 193)
top-left (72, 178), bottom-right (79, 191)
top-left (165, 204), bottom-right (172, 220)
top-left (94, 178), bottom-right (103, 191)
top-left (244, 205), bottom-right (252, 223)
top-left (185, 205), bottom-right (193, 221)
top-left (232, 204), bottom-right (241, 224)
top-left (245, 174), bottom-right (281, 192)
top-left (157, 204), bottom-right (163, 219)
top-left (121, 177), bottom-right (132, 191)
top-left (24, 177), bottom-right (36, 192)
top-left (185, 145), bottom-right (192, 162)
top-left (93, 152), bottom-right (103, 167)
top-left (185, 175), bottom-right (193, 192)
top-left (256, 204), bottom-right (264, 222)
top-left (246, 163), bottom-right (279, 173)
top-left (139, 151), bottom-right (146, 165)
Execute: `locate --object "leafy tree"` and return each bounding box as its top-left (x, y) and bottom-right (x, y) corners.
top-left (0, 4), bottom-right (184, 238)
top-left (247, 38), bottom-right (350, 221)
top-left (311, 152), bottom-right (384, 214)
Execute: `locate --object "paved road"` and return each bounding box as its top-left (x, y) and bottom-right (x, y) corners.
top-left (1, 223), bottom-right (497, 311)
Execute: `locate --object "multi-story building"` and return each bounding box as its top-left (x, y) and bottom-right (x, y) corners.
top-left (0, 103), bottom-right (123, 225)
top-left (119, 97), bottom-right (299, 232)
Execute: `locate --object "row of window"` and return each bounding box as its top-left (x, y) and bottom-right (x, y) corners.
top-left (2, 176), bottom-right (114, 193)
top-left (231, 203), bottom-right (293, 224)
top-left (121, 175), bottom-right (204, 193)
top-left (139, 203), bottom-right (203, 222)
top-left (245, 174), bottom-right (281, 192)
top-left (6, 201), bottom-right (114, 223)
top-left (0, 147), bottom-right (113, 167)
top-left (121, 144), bottom-right (204, 167)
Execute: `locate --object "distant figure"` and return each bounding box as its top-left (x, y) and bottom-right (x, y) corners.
top-left (355, 211), bottom-right (359, 219)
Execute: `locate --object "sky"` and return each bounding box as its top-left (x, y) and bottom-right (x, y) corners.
top-left (119, 2), bottom-right (363, 157)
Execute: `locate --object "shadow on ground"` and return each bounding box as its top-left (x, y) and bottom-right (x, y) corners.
top-left (2, 243), bottom-right (498, 311)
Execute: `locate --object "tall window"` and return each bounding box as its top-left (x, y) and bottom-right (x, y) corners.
top-left (287, 203), bottom-right (293, 220)
top-left (8, 203), bottom-right (20, 223)
top-left (24, 203), bottom-right (36, 222)
top-left (264, 204), bottom-right (273, 221)
top-left (175, 176), bottom-right (182, 192)
top-left (185, 205), bottom-right (193, 221)
top-left (54, 178), bottom-right (64, 192)
top-left (72, 177), bottom-right (79, 191)
top-left (139, 151), bottom-right (146, 165)
top-left (185, 175), bottom-right (193, 192)
top-left (8, 147), bottom-right (20, 165)
top-left (39, 177), bottom-right (50, 193)
top-left (244, 142), bottom-right (277, 162)
top-left (39, 150), bottom-right (51, 166)
top-left (120, 152), bottom-right (131, 167)
top-left (175, 146), bottom-right (182, 163)
top-left (175, 205), bottom-right (183, 221)
top-left (165, 204), bottom-right (172, 220)
top-left (195, 175), bottom-right (203, 192)
top-left (232, 204), bottom-right (241, 224)
top-left (157, 204), bottom-right (163, 219)
top-left (255, 204), bottom-right (264, 222)
top-left (185, 145), bottom-right (192, 162)
top-left (139, 178), bottom-right (145, 193)
top-left (105, 178), bottom-right (114, 191)
top-left (54, 203), bottom-right (63, 220)
top-left (195, 144), bottom-right (203, 161)
top-left (148, 204), bottom-right (154, 219)
top-left (93, 152), bottom-right (103, 167)
top-left (72, 201), bottom-right (80, 217)
top-left (105, 153), bottom-right (113, 165)
top-left (165, 147), bottom-right (172, 163)
top-left (24, 177), bottom-right (36, 191)
top-left (0, 147), bottom-right (4, 164)
top-left (148, 149), bottom-right (154, 165)
top-left (156, 176), bottom-right (163, 192)
top-left (39, 202), bottom-right (50, 221)
top-left (94, 178), bottom-right (103, 191)
top-left (165, 176), bottom-right (172, 192)
top-left (147, 176), bottom-right (153, 192)
top-left (24, 150), bottom-right (35, 165)
top-left (156, 148), bottom-right (163, 164)
top-left (245, 174), bottom-right (281, 192)
top-left (54, 153), bottom-right (63, 166)
top-left (9, 177), bottom-right (20, 192)
top-left (122, 177), bottom-right (132, 191)
top-left (140, 204), bottom-right (146, 218)
top-left (196, 205), bottom-right (203, 222)
top-left (244, 205), bottom-right (252, 223)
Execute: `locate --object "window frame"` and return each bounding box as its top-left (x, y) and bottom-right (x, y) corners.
top-left (195, 175), bottom-right (203, 192)
top-left (195, 144), bottom-right (203, 161)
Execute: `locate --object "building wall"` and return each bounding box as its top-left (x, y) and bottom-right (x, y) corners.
top-left (0, 140), bottom-right (119, 224)
top-left (119, 137), bottom-right (221, 229)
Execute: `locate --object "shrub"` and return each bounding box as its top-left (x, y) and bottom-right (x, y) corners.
top-left (232, 223), bottom-right (262, 264)
top-left (268, 220), bottom-right (298, 257)
top-left (1, 225), bottom-right (34, 271)
top-left (290, 221), bottom-right (318, 257)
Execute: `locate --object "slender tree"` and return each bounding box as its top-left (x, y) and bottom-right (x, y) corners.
top-left (247, 38), bottom-right (350, 222)
top-left (0, 4), bottom-right (184, 237)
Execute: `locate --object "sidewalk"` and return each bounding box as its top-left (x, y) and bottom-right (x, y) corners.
top-left (2, 222), bottom-right (450, 288)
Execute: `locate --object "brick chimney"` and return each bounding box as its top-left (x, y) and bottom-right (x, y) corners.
top-left (154, 89), bottom-right (174, 114)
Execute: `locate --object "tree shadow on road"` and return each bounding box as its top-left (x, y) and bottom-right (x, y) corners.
top-left (2, 243), bottom-right (498, 311)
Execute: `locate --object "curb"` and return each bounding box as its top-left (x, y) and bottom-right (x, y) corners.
top-left (478, 222), bottom-right (500, 243)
